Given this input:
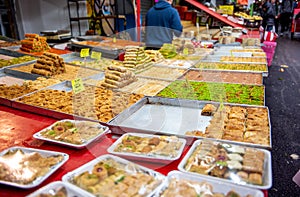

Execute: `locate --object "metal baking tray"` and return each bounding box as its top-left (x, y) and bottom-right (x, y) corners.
top-left (178, 139), bottom-right (272, 190)
top-left (26, 181), bottom-right (86, 197)
top-left (0, 69), bottom-right (41, 107)
top-left (107, 133), bottom-right (186, 163)
top-left (6, 61), bottom-right (102, 81)
top-left (137, 66), bottom-right (187, 81)
top-left (154, 170), bottom-right (264, 197)
top-left (68, 42), bottom-right (121, 60)
top-left (11, 81), bottom-right (105, 123)
top-left (62, 154), bottom-right (165, 197)
top-left (108, 96), bottom-right (213, 136)
top-left (194, 64), bottom-right (269, 77)
top-left (0, 48), bottom-right (30, 58)
top-left (109, 96), bottom-right (271, 149)
top-left (179, 68), bottom-right (264, 85)
top-left (153, 59), bottom-right (197, 69)
top-left (75, 35), bottom-right (103, 41)
top-left (0, 146), bottom-right (69, 189)
top-left (117, 77), bottom-right (171, 96)
top-left (156, 80), bottom-right (266, 106)
top-left (33, 119), bottom-right (110, 149)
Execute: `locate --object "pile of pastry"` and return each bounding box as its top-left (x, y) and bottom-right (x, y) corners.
top-left (31, 52), bottom-right (66, 76)
top-left (145, 50), bottom-right (164, 62)
top-left (102, 65), bottom-right (137, 89)
top-left (20, 33), bottom-right (50, 53)
top-left (123, 46), bottom-right (152, 70)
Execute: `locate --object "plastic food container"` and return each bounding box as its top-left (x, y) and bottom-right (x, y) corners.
top-left (0, 146), bottom-right (69, 189)
top-left (62, 154), bottom-right (165, 197)
top-left (178, 139), bottom-right (272, 190)
top-left (107, 133), bottom-right (186, 163)
top-left (154, 170), bottom-right (264, 197)
top-left (33, 119), bottom-right (110, 149)
top-left (26, 181), bottom-right (86, 197)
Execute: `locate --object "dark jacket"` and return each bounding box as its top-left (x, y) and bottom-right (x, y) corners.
top-left (281, 0), bottom-right (293, 14)
top-left (145, 0), bottom-right (183, 48)
top-left (262, 1), bottom-right (276, 27)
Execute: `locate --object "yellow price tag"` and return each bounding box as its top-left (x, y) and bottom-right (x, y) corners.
top-left (91, 51), bottom-right (102, 60)
top-left (71, 78), bottom-right (85, 94)
top-left (183, 48), bottom-right (189, 55)
top-left (80, 48), bottom-right (90, 58)
top-left (113, 37), bottom-right (117, 43)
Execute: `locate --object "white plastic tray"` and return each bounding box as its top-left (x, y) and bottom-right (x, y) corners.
top-left (154, 170), bottom-right (264, 197)
top-left (107, 133), bottom-right (186, 163)
top-left (62, 154), bottom-right (165, 197)
top-left (26, 181), bottom-right (86, 197)
top-left (0, 146), bottom-right (69, 189)
top-left (33, 119), bottom-right (110, 149)
top-left (178, 139), bottom-right (272, 190)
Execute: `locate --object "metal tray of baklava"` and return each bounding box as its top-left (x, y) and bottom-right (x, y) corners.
top-left (194, 63), bottom-right (269, 77)
top-left (179, 68), bottom-right (264, 85)
top-left (108, 96), bottom-right (271, 149)
top-left (61, 52), bottom-right (118, 72)
top-left (0, 68), bottom-right (41, 107)
top-left (11, 81), bottom-right (104, 123)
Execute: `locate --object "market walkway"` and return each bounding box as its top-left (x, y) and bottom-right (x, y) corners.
top-left (264, 37), bottom-right (300, 196)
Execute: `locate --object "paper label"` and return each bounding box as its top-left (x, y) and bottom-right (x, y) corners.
top-left (113, 37), bottom-right (117, 43)
top-left (80, 48), bottom-right (90, 58)
top-left (91, 51), bottom-right (102, 60)
top-left (71, 78), bottom-right (85, 94)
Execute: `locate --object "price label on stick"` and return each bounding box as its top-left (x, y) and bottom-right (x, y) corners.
top-left (80, 48), bottom-right (90, 58)
top-left (91, 51), bottom-right (102, 60)
top-left (113, 37), bottom-right (117, 43)
top-left (71, 78), bottom-right (85, 94)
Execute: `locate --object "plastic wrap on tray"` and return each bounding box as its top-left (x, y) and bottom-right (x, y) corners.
top-left (33, 119), bottom-right (110, 149)
top-left (26, 181), bottom-right (86, 197)
top-left (107, 133), bottom-right (186, 163)
top-left (155, 171), bottom-right (264, 197)
top-left (62, 154), bottom-right (165, 197)
top-left (178, 139), bottom-right (272, 190)
top-left (0, 146), bottom-right (69, 189)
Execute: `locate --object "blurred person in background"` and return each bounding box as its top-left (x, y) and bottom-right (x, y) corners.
top-left (280, 0), bottom-right (293, 36)
top-left (145, 0), bottom-right (183, 49)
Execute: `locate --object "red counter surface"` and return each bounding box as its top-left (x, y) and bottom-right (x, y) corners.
top-left (0, 105), bottom-right (268, 197)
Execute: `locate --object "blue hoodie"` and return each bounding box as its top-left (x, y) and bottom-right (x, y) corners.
top-left (145, 0), bottom-right (183, 48)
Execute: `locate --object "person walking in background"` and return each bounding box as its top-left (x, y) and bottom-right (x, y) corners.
top-left (280, 0), bottom-right (293, 36)
top-left (262, 0), bottom-right (276, 31)
top-left (273, 0), bottom-right (281, 33)
top-left (145, 0), bottom-right (183, 49)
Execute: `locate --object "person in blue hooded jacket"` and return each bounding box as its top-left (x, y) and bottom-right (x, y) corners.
top-left (145, 0), bottom-right (183, 49)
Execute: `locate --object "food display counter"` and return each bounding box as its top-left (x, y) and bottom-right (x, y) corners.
top-left (0, 38), bottom-right (272, 197)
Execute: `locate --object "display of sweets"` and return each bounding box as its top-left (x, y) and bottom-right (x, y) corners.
top-left (123, 46), bottom-right (152, 70)
top-left (31, 52), bottom-right (66, 76)
top-left (20, 33), bottom-right (50, 53)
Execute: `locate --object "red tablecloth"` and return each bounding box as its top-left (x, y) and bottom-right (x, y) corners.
top-left (0, 105), bottom-right (268, 197)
